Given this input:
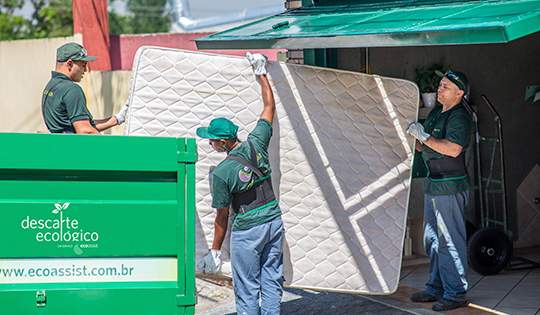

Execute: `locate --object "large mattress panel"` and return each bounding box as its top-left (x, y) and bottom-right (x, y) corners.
top-left (126, 47), bottom-right (418, 294)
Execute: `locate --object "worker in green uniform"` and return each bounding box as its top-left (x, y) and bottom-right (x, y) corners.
top-left (41, 42), bottom-right (128, 134)
top-left (407, 70), bottom-right (472, 311)
top-left (196, 53), bottom-right (283, 315)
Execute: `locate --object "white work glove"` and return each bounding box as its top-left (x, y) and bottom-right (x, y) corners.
top-left (197, 249), bottom-right (222, 274)
top-left (407, 122), bottom-right (430, 142)
top-left (246, 52), bottom-right (268, 76)
top-left (114, 103), bottom-right (129, 125)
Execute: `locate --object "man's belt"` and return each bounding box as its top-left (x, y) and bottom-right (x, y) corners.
top-left (426, 154), bottom-right (467, 179)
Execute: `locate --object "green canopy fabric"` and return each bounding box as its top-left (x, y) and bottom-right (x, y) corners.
top-left (196, 0), bottom-right (540, 49)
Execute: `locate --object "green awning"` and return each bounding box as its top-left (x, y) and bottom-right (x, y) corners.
top-left (196, 0), bottom-right (540, 49)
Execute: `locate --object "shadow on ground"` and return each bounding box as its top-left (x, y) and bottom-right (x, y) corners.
top-left (224, 288), bottom-right (413, 315)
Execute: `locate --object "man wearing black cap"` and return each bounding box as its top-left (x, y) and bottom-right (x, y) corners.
top-left (407, 71), bottom-right (472, 311)
top-left (41, 42), bottom-right (128, 134)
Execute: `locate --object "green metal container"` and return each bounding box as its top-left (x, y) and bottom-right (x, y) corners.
top-left (0, 133), bottom-right (197, 315)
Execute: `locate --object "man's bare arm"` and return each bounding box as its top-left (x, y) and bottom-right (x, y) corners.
top-left (73, 120), bottom-right (99, 134)
top-left (258, 75), bottom-right (276, 124)
top-left (423, 137), bottom-right (463, 157)
top-left (94, 116), bottom-right (119, 132)
top-left (212, 207), bottom-right (230, 250)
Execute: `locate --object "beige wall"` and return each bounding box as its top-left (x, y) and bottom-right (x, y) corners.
top-left (80, 70), bottom-right (132, 135)
top-left (0, 35), bottom-right (131, 135)
top-left (0, 35), bottom-right (82, 133)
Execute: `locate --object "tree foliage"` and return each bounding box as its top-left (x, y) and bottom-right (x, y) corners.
top-left (0, 0), bottom-right (28, 40)
top-left (110, 0), bottom-right (171, 35)
top-left (0, 0), bottom-right (171, 40)
top-left (0, 0), bottom-right (72, 40)
top-left (30, 0), bottom-right (73, 38)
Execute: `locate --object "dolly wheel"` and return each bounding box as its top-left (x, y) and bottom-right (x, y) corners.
top-left (468, 228), bottom-right (512, 275)
top-left (466, 220), bottom-right (477, 241)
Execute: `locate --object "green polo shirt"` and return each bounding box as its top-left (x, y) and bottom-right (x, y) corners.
top-left (41, 71), bottom-right (95, 133)
top-left (211, 119), bottom-right (281, 231)
top-left (421, 103), bottom-right (472, 195)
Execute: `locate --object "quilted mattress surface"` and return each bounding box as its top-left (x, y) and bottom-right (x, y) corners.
top-left (125, 47), bottom-right (418, 294)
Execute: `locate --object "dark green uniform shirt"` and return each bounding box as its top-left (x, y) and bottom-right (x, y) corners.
top-left (421, 102), bottom-right (472, 195)
top-left (42, 71), bottom-right (94, 133)
top-left (211, 119), bottom-right (281, 231)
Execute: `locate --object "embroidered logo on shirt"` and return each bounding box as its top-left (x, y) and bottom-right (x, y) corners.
top-left (238, 166), bottom-right (252, 183)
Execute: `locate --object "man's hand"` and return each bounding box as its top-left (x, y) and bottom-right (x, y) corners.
top-left (114, 103), bottom-right (129, 125)
top-left (197, 249), bottom-right (222, 274)
top-left (407, 122), bottom-right (430, 143)
top-left (415, 140), bottom-right (423, 152)
top-left (246, 52), bottom-right (268, 76)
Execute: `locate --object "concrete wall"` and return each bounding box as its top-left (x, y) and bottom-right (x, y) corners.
top-left (0, 35), bottom-right (82, 133)
top-left (0, 34), bottom-right (129, 135)
top-left (79, 70), bottom-right (132, 135)
top-left (336, 32), bottom-right (540, 244)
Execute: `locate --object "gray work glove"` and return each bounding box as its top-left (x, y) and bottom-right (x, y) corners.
top-left (197, 249), bottom-right (222, 274)
top-left (407, 122), bottom-right (430, 142)
top-left (246, 52), bottom-right (268, 76)
top-left (114, 103), bottom-right (129, 125)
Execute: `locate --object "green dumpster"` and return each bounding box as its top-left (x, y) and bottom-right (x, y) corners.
top-left (0, 133), bottom-right (197, 315)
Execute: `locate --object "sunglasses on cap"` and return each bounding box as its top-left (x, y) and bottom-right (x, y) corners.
top-left (436, 70), bottom-right (468, 93)
top-left (445, 71), bottom-right (465, 89)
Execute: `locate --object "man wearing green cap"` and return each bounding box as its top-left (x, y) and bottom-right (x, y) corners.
top-left (407, 70), bottom-right (472, 311)
top-left (41, 42), bottom-right (128, 134)
top-left (196, 53), bottom-right (283, 315)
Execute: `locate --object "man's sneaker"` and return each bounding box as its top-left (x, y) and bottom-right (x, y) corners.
top-left (432, 298), bottom-right (468, 311)
top-left (410, 291), bottom-right (438, 303)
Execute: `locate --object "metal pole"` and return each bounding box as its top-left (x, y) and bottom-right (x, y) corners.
top-left (482, 95), bottom-right (509, 235)
top-left (463, 101), bottom-right (485, 228)
top-left (365, 47), bottom-right (370, 74)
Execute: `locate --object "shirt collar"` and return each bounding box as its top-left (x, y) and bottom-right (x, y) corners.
top-left (51, 71), bottom-right (71, 80)
top-left (440, 100), bottom-right (464, 114)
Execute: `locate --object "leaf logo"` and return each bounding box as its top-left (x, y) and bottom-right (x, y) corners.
top-left (52, 202), bottom-right (70, 214)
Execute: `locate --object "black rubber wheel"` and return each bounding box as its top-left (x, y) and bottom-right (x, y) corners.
top-left (466, 220), bottom-right (477, 241)
top-left (468, 228), bottom-right (512, 275)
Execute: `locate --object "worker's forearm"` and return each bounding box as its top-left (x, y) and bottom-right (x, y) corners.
top-left (76, 128), bottom-right (99, 134)
top-left (212, 210), bottom-right (229, 250)
top-left (94, 116), bottom-right (119, 131)
top-left (260, 76), bottom-right (274, 108)
top-left (258, 75), bottom-right (276, 122)
top-left (423, 137), bottom-right (462, 157)
top-left (73, 120), bottom-right (99, 134)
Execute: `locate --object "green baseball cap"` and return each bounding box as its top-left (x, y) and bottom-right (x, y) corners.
top-left (56, 42), bottom-right (96, 62)
top-left (196, 117), bottom-right (239, 140)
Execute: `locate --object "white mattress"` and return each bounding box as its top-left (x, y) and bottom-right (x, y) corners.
top-left (125, 47), bottom-right (418, 294)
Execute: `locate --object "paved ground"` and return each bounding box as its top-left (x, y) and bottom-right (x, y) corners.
top-left (194, 271), bottom-right (520, 315)
top-left (400, 261), bottom-right (540, 315)
top-left (197, 278), bottom-right (420, 315)
top-left (196, 276), bottom-right (432, 315)
top-left (195, 247), bottom-right (540, 314)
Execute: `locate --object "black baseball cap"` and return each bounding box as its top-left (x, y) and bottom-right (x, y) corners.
top-left (436, 70), bottom-right (469, 94)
